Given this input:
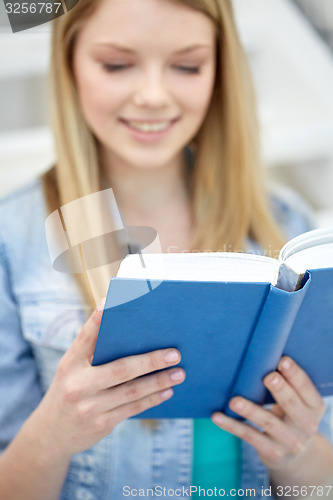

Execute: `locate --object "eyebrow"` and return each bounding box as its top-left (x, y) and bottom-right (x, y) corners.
top-left (93, 43), bottom-right (212, 54)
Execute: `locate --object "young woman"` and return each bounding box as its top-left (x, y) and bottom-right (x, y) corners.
top-left (0, 0), bottom-right (332, 499)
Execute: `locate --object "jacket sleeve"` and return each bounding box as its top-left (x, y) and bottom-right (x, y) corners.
top-left (0, 231), bottom-right (42, 454)
top-left (269, 183), bottom-right (317, 239)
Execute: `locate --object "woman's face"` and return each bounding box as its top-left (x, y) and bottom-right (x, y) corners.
top-left (73, 0), bottom-right (216, 171)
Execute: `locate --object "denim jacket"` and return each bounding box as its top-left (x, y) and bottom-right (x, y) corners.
top-left (0, 178), bottom-right (332, 500)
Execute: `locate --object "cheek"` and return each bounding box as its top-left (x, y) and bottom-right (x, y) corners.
top-left (75, 66), bottom-right (125, 128)
top-left (177, 75), bottom-right (215, 120)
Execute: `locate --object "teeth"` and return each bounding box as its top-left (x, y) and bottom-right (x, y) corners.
top-left (127, 121), bottom-right (171, 132)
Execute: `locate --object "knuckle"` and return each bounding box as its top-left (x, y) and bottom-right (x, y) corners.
top-left (63, 380), bottom-right (82, 404)
top-left (125, 383), bottom-right (141, 402)
top-left (111, 359), bottom-right (129, 382)
top-left (261, 415), bottom-right (277, 434)
top-left (156, 372), bottom-right (168, 390)
top-left (77, 401), bottom-right (93, 419)
top-left (148, 352), bottom-right (162, 373)
top-left (131, 399), bottom-right (144, 416)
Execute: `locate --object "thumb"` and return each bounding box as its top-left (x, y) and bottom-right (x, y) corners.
top-left (73, 297), bottom-right (106, 363)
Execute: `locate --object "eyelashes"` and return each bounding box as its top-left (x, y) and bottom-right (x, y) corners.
top-left (102, 64), bottom-right (201, 74)
top-left (178, 66), bottom-right (200, 74)
top-left (103, 64), bottom-right (130, 72)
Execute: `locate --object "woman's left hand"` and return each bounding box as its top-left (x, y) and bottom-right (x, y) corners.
top-left (211, 356), bottom-right (326, 471)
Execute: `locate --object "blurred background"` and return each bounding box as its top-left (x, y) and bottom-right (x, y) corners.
top-left (0, 0), bottom-right (333, 227)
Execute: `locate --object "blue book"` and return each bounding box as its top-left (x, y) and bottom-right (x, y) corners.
top-left (92, 228), bottom-right (333, 418)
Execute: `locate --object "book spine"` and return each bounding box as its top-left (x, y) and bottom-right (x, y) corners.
top-left (225, 272), bottom-right (311, 418)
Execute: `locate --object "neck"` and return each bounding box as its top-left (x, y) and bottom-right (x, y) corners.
top-left (100, 148), bottom-right (190, 219)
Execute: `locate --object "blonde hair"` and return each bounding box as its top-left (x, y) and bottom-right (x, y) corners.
top-left (43, 0), bottom-right (286, 312)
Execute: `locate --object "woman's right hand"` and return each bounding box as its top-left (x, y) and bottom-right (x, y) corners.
top-left (31, 303), bottom-right (185, 460)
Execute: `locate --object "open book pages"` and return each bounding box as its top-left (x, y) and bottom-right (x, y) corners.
top-left (277, 227), bottom-right (333, 290)
top-left (117, 252), bottom-right (280, 286)
top-left (117, 227), bottom-right (333, 292)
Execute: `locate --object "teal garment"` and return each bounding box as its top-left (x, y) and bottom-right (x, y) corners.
top-left (192, 419), bottom-right (241, 498)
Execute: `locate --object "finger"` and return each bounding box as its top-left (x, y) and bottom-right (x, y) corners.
top-left (270, 404), bottom-right (285, 419)
top-left (92, 367), bottom-right (186, 413)
top-left (211, 412), bottom-right (284, 465)
top-left (71, 299), bottom-right (105, 363)
top-left (104, 386), bottom-right (176, 428)
top-left (277, 357), bottom-right (325, 412)
top-left (263, 371), bottom-right (318, 433)
top-left (228, 397), bottom-right (306, 455)
top-left (91, 348), bottom-right (181, 390)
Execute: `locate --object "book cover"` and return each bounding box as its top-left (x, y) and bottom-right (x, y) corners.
top-left (92, 267), bottom-right (333, 418)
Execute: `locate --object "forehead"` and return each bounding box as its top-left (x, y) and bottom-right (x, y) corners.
top-left (76, 0), bottom-right (216, 53)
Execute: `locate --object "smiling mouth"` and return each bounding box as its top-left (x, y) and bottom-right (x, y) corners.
top-left (119, 118), bottom-right (178, 133)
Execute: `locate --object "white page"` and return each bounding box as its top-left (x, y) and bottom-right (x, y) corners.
top-left (279, 227), bottom-right (333, 263)
top-left (283, 243), bottom-right (333, 274)
top-left (276, 227), bottom-right (333, 291)
top-left (117, 252), bottom-right (279, 284)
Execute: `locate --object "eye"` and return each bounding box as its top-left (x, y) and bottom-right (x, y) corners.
top-left (102, 64), bottom-right (131, 72)
top-left (176, 66), bottom-right (200, 74)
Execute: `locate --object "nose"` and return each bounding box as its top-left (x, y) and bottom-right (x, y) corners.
top-left (132, 67), bottom-right (170, 108)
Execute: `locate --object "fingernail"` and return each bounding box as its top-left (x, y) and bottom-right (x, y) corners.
top-left (280, 358), bottom-right (291, 371)
top-left (97, 297), bottom-right (106, 312)
top-left (212, 413), bottom-right (224, 425)
top-left (269, 375), bottom-right (280, 386)
top-left (232, 399), bottom-right (244, 411)
top-left (160, 388), bottom-right (173, 399)
top-left (170, 369), bottom-right (184, 381)
top-left (164, 350), bottom-right (180, 363)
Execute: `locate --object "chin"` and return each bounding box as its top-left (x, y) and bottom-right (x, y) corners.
top-left (120, 149), bottom-right (182, 170)
top-left (127, 158), bottom-right (173, 171)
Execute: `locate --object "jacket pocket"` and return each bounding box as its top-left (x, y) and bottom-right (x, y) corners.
top-left (17, 293), bottom-right (88, 392)
top-left (18, 292), bottom-right (87, 351)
